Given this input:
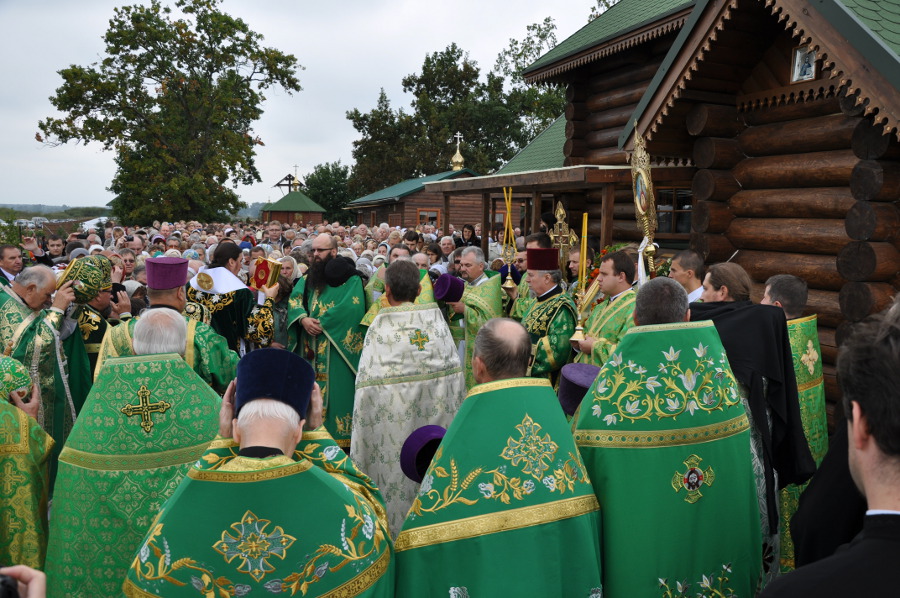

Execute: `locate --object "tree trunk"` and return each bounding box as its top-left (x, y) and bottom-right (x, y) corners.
top-left (836, 241), bottom-right (900, 281)
top-left (692, 200), bottom-right (734, 234)
top-left (729, 187), bottom-right (854, 219)
top-left (732, 149), bottom-right (858, 189)
top-left (693, 137), bottom-right (745, 169)
top-left (685, 104), bottom-right (744, 137)
top-left (845, 201), bottom-right (900, 241)
top-left (726, 218), bottom-right (849, 255)
top-left (733, 249), bottom-right (844, 290)
top-left (839, 281), bottom-right (897, 322)
top-left (692, 169), bottom-right (741, 202)
top-left (849, 159), bottom-right (900, 201)
top-left (737, 113), bottom-right (860, 156)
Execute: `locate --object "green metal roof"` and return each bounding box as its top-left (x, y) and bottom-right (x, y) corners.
top-left (496, 115), bottom-right (566, 174)
top-left (524, 0), bottom-right (694, 75)
top-left (263, 190), bottom-right (325, 213)
top-left (619, 0), bottom-right (900, 148)
top-left (347, 169), bottom-right (478, 207)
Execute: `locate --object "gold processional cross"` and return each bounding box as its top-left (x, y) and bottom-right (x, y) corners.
top-left (547, 201), bottom-right (579, 273)
top-left (121, 385), bottom-right (171, 434)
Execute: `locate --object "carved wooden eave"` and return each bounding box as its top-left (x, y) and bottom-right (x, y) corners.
top-left (524, 7), bottom-right (692, 85)
top-left (767, 0), bottom-right (900, 139)
top-left (625, 0), bottom-right (900, 150)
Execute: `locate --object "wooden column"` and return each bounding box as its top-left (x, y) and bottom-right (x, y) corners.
top-left (600, 184), bottom-right (614, 249)
top-left (443, 193), bottom-right (450, 234)
top-left (481, 192), bottom-right (490, 255)
top-left (531, 190), bottom-right (542, 235)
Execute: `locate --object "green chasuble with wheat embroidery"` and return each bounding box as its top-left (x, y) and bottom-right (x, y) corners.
top-left (45, 354), bottom-right (220, 598)
top-left (574, 321), bottom-right (762, 598)
top-left (395, 378), bottom-right (602, 597)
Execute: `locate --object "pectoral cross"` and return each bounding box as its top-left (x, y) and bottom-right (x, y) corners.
top-left (547, 201), bottom-right (578, 273)
top-left (121, 385), bottom-right (171, 434)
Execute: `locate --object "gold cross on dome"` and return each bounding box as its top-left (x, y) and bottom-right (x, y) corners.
top-left (409, 329), bottom-right (430, 351)
top-left (121, 385), bottom-right (171, 434)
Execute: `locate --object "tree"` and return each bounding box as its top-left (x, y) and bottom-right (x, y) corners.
top-left (36, 0), bottom-right (302, 223)
top-left (588, 0), bottom-right (621, 21)
top-left (346, 90), bottom-right (417, 197)
top-left (301, 161), bottom-right (352, 223)
top-left (494, 17), bottom-right (566, 140)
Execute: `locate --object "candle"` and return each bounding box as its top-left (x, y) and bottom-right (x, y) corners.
top-left (580, 213), bottom-right (588, 289)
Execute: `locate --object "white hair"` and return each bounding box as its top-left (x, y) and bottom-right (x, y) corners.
top-left (133, 308), bottom-right (186, 355)
top-left (236, 398), bottom-right (300, 432)
top-left (17, 265), bottom-right (54, 289)
top-left (461, 246), bottom-right (485, 265)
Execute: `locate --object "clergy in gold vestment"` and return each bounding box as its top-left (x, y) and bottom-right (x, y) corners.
top-left (0, 357), bottom-right (52, 569)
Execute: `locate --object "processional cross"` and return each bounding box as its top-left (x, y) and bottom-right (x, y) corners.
top-left (547, 201), bottom-right (579, 273)
top-left (121, 385), bottom-right (171, 434)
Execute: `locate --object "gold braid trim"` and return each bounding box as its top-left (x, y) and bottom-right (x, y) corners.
top-left (574, 414), bottom-right (750, 448)
top-left (207, 437), bottom-right (239, 449)
top-left (0, 410), bottom-right (29, 454)
top-left (188, 458), bottom-right (312, 482)
top-left (395, 494), bottom-right (598, 552)
top-left (466, 377), bottom-right (552, 398)
top-left (318, 548), bottom-right (391, 598)
top-left (59, 441), bottom-right (211, 471)
top-left (797, 376), bottom-right (824, 392)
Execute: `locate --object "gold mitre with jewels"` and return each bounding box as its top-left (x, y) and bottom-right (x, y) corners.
top-left (57, 257), bottom-right (110, 304)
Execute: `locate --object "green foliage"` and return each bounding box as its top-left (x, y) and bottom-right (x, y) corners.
top-left (37, 0), bottom-right (302, 223)
top-left (301, 161), bottom-right (352, 223)
top-left (494, 17), bottom-right (566, 140)
top-left (347, 44), bottom-right (530, 196)
top-left (588, 0), bottom-right (621, 22)
top-left (346, 90), bottom-right (417, 198)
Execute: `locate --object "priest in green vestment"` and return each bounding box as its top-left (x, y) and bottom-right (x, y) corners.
top-left (352, 260), bottom-right (465, 536)
top-left (122, 349), bottom-right (394, 598)
top-left (574, 278), bottom-right (762, 597)
top-left (361, 263), bottom-right (435, 327)
top-left (0, 357), bottom-right (52, 569)
top-left (45, 308), bottom-right (221, 598)
top-left (761, 275), bottom-right (829, 572)
top-left (395, 318), bottom-right (602, 597)
top-left (186, 242), bottom-right (277, 354)
top-left (514, 247), bottom-right (576, 386)
top-left (574, 251), bottom-right (637, 367)
top-left (288, 233), bottom-right (366, 449)
top-left (95, 257), bottom-right (237, 394)
top-left (0, 266), bottom-right (83, 485)
top-left (446, 247), bottom-right (502, 389)
top-left (507, 233), bottom-right (553, 320)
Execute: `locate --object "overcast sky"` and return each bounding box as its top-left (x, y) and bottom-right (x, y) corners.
top-left (0, 0), bottom-right (596, 211)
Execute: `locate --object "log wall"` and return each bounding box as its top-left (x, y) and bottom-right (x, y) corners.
top-left (688, 92), bottom-right (900, 419)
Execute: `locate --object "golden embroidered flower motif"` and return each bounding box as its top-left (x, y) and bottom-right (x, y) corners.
top-left (800, 340), bottom-right (819, 376)
top-left (213, 510), bottom-right (296, 582)
top-left (500, 414), bottom-right (559, 480)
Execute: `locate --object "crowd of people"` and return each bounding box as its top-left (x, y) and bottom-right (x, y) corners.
top-left (0, 215), bottom-right (895, 597)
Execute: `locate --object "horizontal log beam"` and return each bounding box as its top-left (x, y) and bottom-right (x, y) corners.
top-left (726, 218), bottom-right (850, 255)
top-left (585, 127), bottom-right (622, 149)
top-left (693, 137), bottom-right (745, 169)
top-left (692, 169), bottom-right (741, 202)
top-left (836, 241), bottom-right (900, 282)
top-left (586, 60), bottom-right (664, 94)
top-left (849, 159), bottom-right (900, 201)
top-left (586, 103), bottom-right (639, 132)
top-left (852, 118), bottom-right (900, 160)
top-left (741, 96), bottom-right (841, 126)
top-left (732, 149), bottom-right (858, 189)
top-left (692, 200), bottom-right (734, 234)
top-left (729, 188), bottom-right (855, 219)
top-left (845, 201), bottom-right (900, 241)
top-left (586, 80), bottom-right (651, 113)
top-left (691, 232), bottom-right (737, 262)
top-left (839, 281), bottom-right (896, 322)
top-left (584, 147), bottom-right (629, 165)
top-left (737, 113), bottom-right (860, 156)
top-left (686, 104), bottom-right (745, 137)
top-left (566, 102), bottom-right (588, 121)
top-left (733, 249), bottom-right (844, 290)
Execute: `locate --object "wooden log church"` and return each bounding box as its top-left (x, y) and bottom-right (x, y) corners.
top-left (430, 0), bottom-right (900, 420)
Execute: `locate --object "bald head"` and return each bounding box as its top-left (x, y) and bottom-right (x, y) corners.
top-left (473, 318), bottom-right (531, 383)
top-left (311, 233), bottom-right (337, 263)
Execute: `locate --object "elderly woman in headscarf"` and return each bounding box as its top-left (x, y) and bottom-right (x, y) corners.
top-left (278, 256), bottom-right (299, 289)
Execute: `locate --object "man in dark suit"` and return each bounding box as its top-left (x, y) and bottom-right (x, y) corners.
top-left (761, 298), bottom-right (900, 597)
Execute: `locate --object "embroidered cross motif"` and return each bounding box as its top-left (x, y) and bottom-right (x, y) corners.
top-left (213, 510), bottom-right (296, 582)
top-left (409, 329), bottom-right (430, 351)
top-left (500, 413), bottom-right (559, 480)
top-left (800, 340), bottom-right (819, 375)
top-left (120, 385), bottom-right (171, 434)
top-left (672, 454), bottom-right (715, 503)
top-left (0, 462), bottom-right (25, 494)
